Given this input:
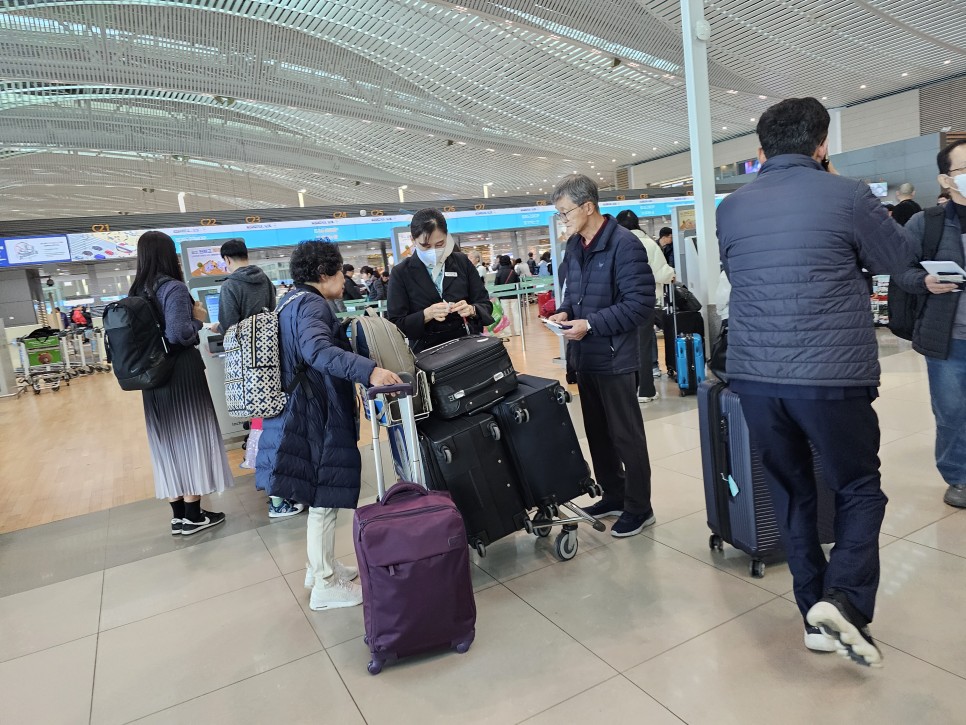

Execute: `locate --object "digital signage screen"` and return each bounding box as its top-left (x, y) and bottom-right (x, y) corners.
top-left (0, 235), bottom-right (71, 267)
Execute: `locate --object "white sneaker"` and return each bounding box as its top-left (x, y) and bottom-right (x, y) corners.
top-left (804, 625), bottom-right (844, 653)
top-left (309, 577), bottom-right (363, 611)
top-left (304, 560), bottom-right (359, 590)
top-left (637, 391), bottom-right (660, 403)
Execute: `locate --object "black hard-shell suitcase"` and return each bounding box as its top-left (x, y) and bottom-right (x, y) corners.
top-left (490, 374), bottom-right (598, 510)
top-left (698, 380), bottom-right (835, 579)
top-left (415, 335), bottom-right (517, 419)
top-left (418, 413), bottom-right (529, 556)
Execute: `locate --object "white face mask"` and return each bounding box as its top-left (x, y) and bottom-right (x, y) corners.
top-left (946, 174), bottom-right (966, 198)
top-left (415, 246), bottom-right (443, 267)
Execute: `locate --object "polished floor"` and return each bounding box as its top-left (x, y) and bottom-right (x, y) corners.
top-left (3, 331), bottom-right (966, 724)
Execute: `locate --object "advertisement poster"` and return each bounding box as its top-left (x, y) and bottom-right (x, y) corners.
top-left (185, 245), bottom-right (229, 278)
top-left (67, 230), bottom-right (144, 261)
top-left (0, 235), bottom-right (71, 267)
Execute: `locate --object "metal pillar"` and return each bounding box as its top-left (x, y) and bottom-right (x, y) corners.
top-left (827, 108), bottom-right (843, 155)
top-left (680, 0), bottom-right (720, 307)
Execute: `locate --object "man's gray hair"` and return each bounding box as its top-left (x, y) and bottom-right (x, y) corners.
top-left (897, 182), bottom-right (915, 196)
top-left (551, 174), bottom-right (599, 208)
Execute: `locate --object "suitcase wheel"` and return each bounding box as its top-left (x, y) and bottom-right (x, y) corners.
top-left (749, 560), bottom-right (765, 579)
top-left (455, 639), bottom-right (472, 654)
top-left (554, 531), bottom-right (578, 561)
top-left (532, 514), bottom-right (552, 538)
top-left (474, 540), bottom-right (487, 558)
top-left (439, 445), bottom-right (453, 465)
top-left (368, 660), bottom-right (383, 675)
top-left (709, 534), bottom-right (724, 552)
top-left (511, 406), bottom-right (529, 424)
top-left (487, 421), bottom-right (501, 441)
top-left (553, 386), bottom-right (571, 405)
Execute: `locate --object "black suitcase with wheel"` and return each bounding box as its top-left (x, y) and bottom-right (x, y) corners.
top-left (418, 413), bottom-right (529, 556)
top-left (415, 335), bottom-right (517, 419)
top-left (698, 380), bottom-right (835, 578)
top-left (489, 374), bottom-right (599, 510)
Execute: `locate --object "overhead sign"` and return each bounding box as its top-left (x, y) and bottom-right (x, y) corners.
top-left (0, 235), bottom-right (71, 267)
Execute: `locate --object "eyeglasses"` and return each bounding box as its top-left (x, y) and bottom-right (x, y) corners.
top-left (556, 204), bottom-right (585, 221)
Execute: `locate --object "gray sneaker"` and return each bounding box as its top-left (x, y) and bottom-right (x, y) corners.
top-left (943, 485), bottom-right (966, 508)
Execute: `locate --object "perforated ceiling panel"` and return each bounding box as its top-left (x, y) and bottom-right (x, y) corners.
top-left (0, 0), bottom-right (962, 219)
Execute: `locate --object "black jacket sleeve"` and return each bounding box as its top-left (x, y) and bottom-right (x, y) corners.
top-left (387, 260), bottom-right (429, 340)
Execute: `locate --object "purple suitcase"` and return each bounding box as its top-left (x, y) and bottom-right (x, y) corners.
top-left (353, 380), bottom-right (476, 675)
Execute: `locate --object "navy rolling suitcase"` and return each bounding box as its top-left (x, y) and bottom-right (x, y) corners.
top-left (418, 413), bottom-right (529, 556)
top-left (675, 333), bottom-right (705, 396)
top-left (698, 380), bottom-right (835, 578)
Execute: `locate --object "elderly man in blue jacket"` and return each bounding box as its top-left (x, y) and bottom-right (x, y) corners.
top-left (548, 174), bottom-right (657, 537)
top-left (717, 97), bottom-right (913, 667)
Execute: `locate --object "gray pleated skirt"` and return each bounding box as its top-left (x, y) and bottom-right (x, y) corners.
top-left (141, 347), bottom-right (234, 499)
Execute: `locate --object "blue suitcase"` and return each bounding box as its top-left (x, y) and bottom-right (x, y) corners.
top-left (676, 333), bottom-right (705, 396)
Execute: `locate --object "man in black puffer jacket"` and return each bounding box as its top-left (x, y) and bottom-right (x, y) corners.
top-left (548, 174), bottom-right (657, 538)
top-left (717, 98), bottom-right (914, 667)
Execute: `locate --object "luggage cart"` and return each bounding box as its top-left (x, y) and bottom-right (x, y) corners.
top-left (17, 334), bottom-right (63, 394)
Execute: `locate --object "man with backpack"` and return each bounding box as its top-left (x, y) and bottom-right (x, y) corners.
top-left (892, 138), bottom-right (966, 509)
top-left (216, 239), bottom-right (301, 519)
top-left (214, 239), bottom-right (277, 334)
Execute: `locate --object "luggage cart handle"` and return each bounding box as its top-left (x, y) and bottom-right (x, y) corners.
top-left (366, 382), bottom-right (413, 400)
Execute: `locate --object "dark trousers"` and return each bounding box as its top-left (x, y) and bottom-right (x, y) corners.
top-left (576, 372), bottom-right (653, 515)
top-left (739, 393), bottom-right (886, 623)
top-left (637, 327), bottom-right (657, 398)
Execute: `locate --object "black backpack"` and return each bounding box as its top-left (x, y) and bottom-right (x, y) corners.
top-left (103, 278), bottom-right (177, 390)
top-left (887, 206), bottom-right (946, 341)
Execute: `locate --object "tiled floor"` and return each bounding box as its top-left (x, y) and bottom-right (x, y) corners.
top-left (3, 336), bottom-right (966, 724)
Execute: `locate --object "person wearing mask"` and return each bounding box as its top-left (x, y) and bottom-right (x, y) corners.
top-left (717, 97), bottom-right (914, 667)
top-left (548, 175), bottom-right (657, 538)
top-left (257, 241), bottom-right (402, 611)
top-left (357, 266), bottom-right (376, 297)
top-left (894, 138), bottom-right (966, 510)
top-left (892, 182), bottom-right (922, 226)
top-left (130, 231), bottom-right (233, 535)
top-left (368, 267), bottom-right (388, 301)
top-left (387, 208), bottom-right (492, 353)
top-left (342, 264), bottom-right (363, 301)
top-left (537, 251), bottom-right (552, 276)
top-left (657, 227), bottom-right (675, 268)
top-left (214, 239), bottom-right (277, 334)
top-left (616, 209), bottom-right (675, 399)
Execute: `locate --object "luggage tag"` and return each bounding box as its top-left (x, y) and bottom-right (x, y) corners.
top-left (727, 475), bottom-right (739, 497)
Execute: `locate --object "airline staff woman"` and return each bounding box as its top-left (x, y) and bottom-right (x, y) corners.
top-left (388, 208), bottom-right (493, 353)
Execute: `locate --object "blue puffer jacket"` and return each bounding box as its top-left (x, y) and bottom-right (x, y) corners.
top-left (717, 154), bottom-right (914, 387)
top-left (256, 286), bottom-right (376, 509)
top-left (558, 216), bottom-right (655, 374)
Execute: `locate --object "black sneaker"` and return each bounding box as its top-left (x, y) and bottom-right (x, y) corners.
top-left (171, 518), bottom-right (183, 536)
top-left (806, 591), bottom-right (883, 667)
top-left (611, 511), bottom-right (656, 538)
top-left (583, 499), bottom-right (624, 518)
top-left (181, 510), bottom-right (226, 536)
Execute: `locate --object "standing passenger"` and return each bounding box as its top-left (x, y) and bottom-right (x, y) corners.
top-left (548, 175), bottom-right (658, 537)
top-left (717, 97), bottom-right (913, 666)
top-left (256, 241), bottom-right (401, 611)
top-left (129, 231), bottom-right (233, 535)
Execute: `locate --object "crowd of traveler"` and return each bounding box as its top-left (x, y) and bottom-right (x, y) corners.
top-left (120, 96), bottom-right (964, 666)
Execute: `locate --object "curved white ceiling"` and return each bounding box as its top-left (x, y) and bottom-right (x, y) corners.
top-left (0, 0), bottom-right (963, 219)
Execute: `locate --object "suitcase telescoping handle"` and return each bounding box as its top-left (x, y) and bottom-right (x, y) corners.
top-left (366, 373), bottom-right (425, 498)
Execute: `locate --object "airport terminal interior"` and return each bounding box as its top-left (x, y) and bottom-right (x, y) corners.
top-left (2, 2), bottom-right (966, 724)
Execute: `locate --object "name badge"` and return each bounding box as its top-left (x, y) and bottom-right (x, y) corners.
top-left (444, 271), bottom-right (458, 277)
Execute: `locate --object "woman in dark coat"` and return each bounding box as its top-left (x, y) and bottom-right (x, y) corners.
top-left (256, 241), bottom-right (400, 611)
top-left (495, 255), bottom-right (520, 286)
top-left (387, 208), bottom-right (493, 353)
top-left (129, 231), bottom-right (233, 535)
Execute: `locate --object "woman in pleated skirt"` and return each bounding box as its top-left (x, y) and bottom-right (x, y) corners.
top-left (131, 231), bottom-right (234, 535)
